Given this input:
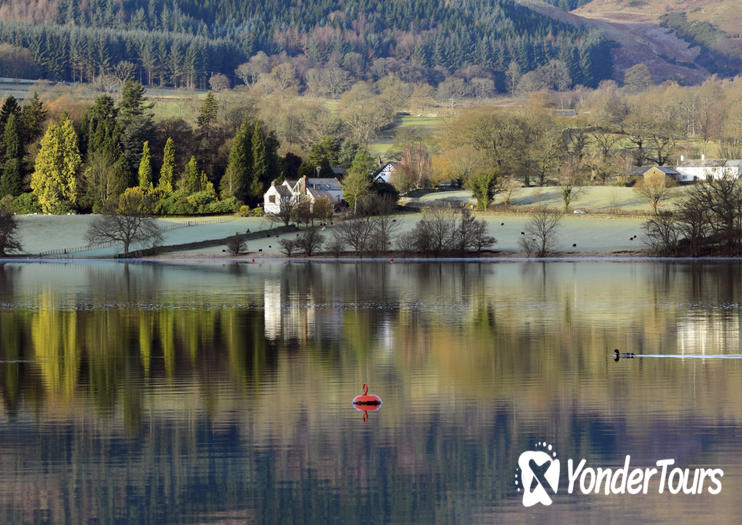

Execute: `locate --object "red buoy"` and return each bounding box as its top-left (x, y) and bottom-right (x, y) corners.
top-left (251, 258), bottom-right (255, 263)
top-left (352, 383), bottom-right (382, 407)
top-left (389, 258), bottom-right (394, 263)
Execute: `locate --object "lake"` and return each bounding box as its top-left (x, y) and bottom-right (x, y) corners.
top-left (0, 260), bottom-right (740, 523)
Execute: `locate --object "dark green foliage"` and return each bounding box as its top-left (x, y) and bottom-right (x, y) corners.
top-left (13, 192), bottom-right (41, 214)
top-left (118, 80), bottom-right (154, 177)
top-left (0, 96), bottom-right (20, 131)
top-left (19, 92), bottom-right (47, 145)
top-left (220, 118), bottom-right (252, 202)
top-left (251, 120), bottom-right (268, 197)
top-left (308, 137), bottom-right (340, 177)
top-left (197, 92), bottom-right (218, 129)
top-left (82, 95), bottom-right (121, 157)
top-left (0, 0), bottom-right (614, 90)
top-left (0, 159), bottom-right (22, 197)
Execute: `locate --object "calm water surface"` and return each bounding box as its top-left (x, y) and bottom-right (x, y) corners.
top-left (0, 260), bottom-right (741, 524)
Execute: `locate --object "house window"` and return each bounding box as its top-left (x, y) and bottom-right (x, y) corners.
top-left (269, 195), bottom-right (276, 203)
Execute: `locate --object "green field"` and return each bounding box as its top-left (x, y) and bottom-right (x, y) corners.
top-left (368, 114), bottom-right (443, 158)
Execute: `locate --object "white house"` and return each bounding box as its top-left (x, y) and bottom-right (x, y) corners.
top-left (263, 176), bottom-right (343, 214)
top-left (675, 156), bottom-right (742, 182)
top-left (373, 162), bottom-right (396, 184)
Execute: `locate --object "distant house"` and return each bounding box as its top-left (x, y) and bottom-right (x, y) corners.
top-left (633, 166), bottom-right (680, 182)
top-left (373, 162), bottom-right (397, 184)
top-left (263, 175), bottom-right (343, 214)
top-left (675, 156), bottom-right (742, 182)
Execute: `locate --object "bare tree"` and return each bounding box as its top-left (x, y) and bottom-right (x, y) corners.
top-left (634, 170), bottom-right (674, 214)
top-left (295, 229), bottom-right (324, 256)
top-left (268, 197), bottom-right (295, 227)
top-left (0, 207), bottom-right (22, 256)
top-left (332, 217), bottom-right (376, 255)
top-left (85, 188), bottom-right (163, 256)
top-left (520, 207), bottom-right (562, 257)
top-left (226, 235), bottom-right (246, 256)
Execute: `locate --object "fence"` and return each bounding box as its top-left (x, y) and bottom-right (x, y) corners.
top-left (36, 215), bottom-right (241, 258)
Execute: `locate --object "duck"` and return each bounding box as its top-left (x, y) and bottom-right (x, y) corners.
top-left (613, 349), bottom-right (635, 360)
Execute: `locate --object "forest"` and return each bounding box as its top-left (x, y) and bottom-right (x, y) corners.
top-left (0, 0), bottom-right (614, 94)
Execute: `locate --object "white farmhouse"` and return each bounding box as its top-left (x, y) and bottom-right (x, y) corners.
top-left (263, 175), bottom-right (343, 214)
top-left (373, 162), bottom-right (396, 183)
top-left (675, 156), bottom-right (742, 182)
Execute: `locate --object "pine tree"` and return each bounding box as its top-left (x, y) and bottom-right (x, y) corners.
top-left (19, 92), bottom-right (47, 145)
top-left (197, 92), bottom-right (218, 129)
top-left (0, 114), bottom-right (22, 196)
top-left (220, 118), bottom-right (252, 202)
top-left (0, 95), bottom-right (20, 131)
top-left (158, 137), bottom-right (175, 193)
top-left (181, 155), bottom-right (201, 193)
top-left (138, 140), bottom-right (153, 191)
top-left (31, 116), bottom-right (82, 213)
top-left (118, 79), bottom-right (153, 177)
top-left (251, 120), bottom-right (268, 200)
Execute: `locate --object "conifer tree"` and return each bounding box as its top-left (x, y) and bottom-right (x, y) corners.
top-left (20, 92), bottom-right (47, 145)
top-left (197, 92), bottom-right (218, 129)
top-left (220, 118), bottom-right (252, 202)
top-left (158, 137), bottom-right (175, 193)
top-left (118, 79), bottom-right (153, 177)
top-left (181, 155), bottom-right (201, 193)
top-left (138, 141), bottom-right (153, 191)
top-left (251, 120), bottom-right (268, 199)
top-left (0, 114), bottom-right (22, 197)
top-left (31, 116), bottom-right (82, 213)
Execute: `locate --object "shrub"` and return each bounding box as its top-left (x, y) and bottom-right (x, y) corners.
top-left (14, 192), bottom-right (41, 214)
top-left (239, 205), bottom-right (251, 217)
top-left (251, 207), bottom-right (264, 217)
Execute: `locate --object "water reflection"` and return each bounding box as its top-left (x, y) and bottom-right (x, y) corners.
top-left (0, 261), bottom-right (741, 523)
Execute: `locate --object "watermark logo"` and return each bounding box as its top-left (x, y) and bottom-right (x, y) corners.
top-left (515, 441), bottom-right (724, 507)
top-left (515, 441), bottom-right (560, 507)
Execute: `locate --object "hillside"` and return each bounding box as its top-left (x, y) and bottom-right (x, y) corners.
top-left (572, 0), bottom-right (742, 79)
top-left (0, 0), bottom-right (614, 93)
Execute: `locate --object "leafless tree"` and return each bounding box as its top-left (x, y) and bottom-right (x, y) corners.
top-left (520, 207), bottom-right (562, 257)
top-left (634, 170), bottom-right (674, 214)
top-left (295, 229), bottom-right (324, 256)
top-left (85, 189), bottom-right (163, 256)
top-left (226, 235), bottom-right (246, 256)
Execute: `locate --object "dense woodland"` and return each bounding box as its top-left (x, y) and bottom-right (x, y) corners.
top-left (0, 0), bottom-right (613, 94)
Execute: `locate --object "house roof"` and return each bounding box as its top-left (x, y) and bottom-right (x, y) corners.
top-left (653, 167), bottom-right (680, 175)
top-left (307, 188), bottom-right (337, 201)
top-left (305, 177), bottom-right (341, 190)
top-left (273, 184), bottom-right (292, 197)
top-left (678, 159), bottom-right (730, 168)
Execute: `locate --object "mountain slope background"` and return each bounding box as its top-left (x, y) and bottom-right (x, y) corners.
top-left (0, 0), bottom-right (737, 93)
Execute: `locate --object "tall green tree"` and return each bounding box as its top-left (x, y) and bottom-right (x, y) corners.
top-left (197, 92), bottom-right (218, 129)
top-left (0, 114), bottom-right (22, 197)
top-left (158, 137), bottom-right (175, 193)
top-left (117, 79), bottom-right (153, 178)
top-left (82, 94), bottom-right (121, 158)
top-left (342, 150), bottom-right (375, 214)
top-left (220, 119), bottom-right (251, 202)
top-left (138, 141), bottom-right (153, 191)
top-left (180, 155), bottom-right (203, 193)
top-left (251, 120), bottom-right (268, 196)
top-left (31, 116), bottom-right (82, 213)
top-left (19, 92), bottom-right (47, 145)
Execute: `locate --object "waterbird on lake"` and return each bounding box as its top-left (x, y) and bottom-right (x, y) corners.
top-left (613, 349), bottom-right (635, 361)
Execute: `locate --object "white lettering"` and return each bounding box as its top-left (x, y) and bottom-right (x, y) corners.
top-left (627, 467), bottom-right (643, 494)
top-left (567, 458), bottom-right (585, 493)
top-left (707, 469), bottom-right (724, 495)
top-left (656, 459), bottom-right (675, 493)
top-left (610, 456), bottom-right (631, 495)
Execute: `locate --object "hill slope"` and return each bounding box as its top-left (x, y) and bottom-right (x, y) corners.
top-left (0, 0), bottom-right (613, 92)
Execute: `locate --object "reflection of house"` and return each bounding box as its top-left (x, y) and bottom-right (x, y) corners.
top-left (675, 156), bottom-right (742, 182)
top-left (264, 175), bottom-right (343, 214)
top-left (263, 279), bottom-right (316, 342)
top-left (373, 162), bottom-right (397, 183)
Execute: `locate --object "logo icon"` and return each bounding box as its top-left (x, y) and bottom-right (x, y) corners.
top-left (515, 442), bottom-right (560, 507)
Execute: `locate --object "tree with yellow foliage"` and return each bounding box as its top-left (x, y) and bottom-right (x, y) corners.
top-left (31, 115), bottom-right (81, 213)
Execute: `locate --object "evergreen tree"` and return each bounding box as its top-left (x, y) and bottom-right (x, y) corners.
top-left (158, 137), bottom-right (175, 193)
top-left (251, 120), bottom-right (268, 197)
top-left (0, 95), bottom-right (20, 131)
top-left (220, 118), bottom-right (252, 202)
top-left (197, 92), bottom-right (218, 129)
top-left (19, 92), bottom-right (47, 146)
top-left (82, 94), bottom-right (121, 157)
top-left (138, 140), bottom-right (153, 191)
top-left (118, 79), bottom-right (154, 178)
top-left (31, 116), bottom-right (82, 213)
top-left (0, 115), bottom-right (21, 196)
top-left (180, 155), bottom-right (201, 193)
